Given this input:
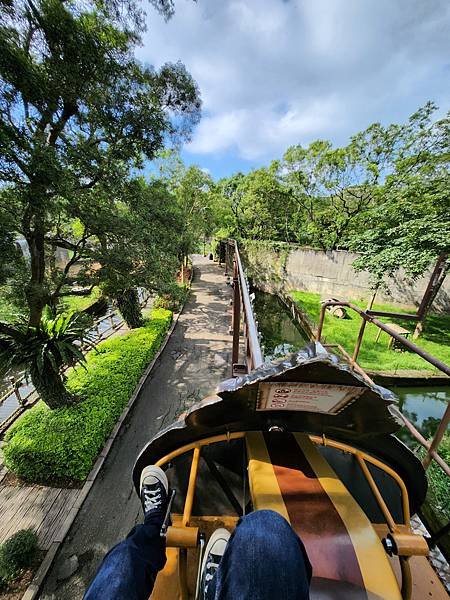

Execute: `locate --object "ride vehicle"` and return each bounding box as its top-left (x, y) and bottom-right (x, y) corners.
top-left (133, 343), bottom-right (443, 600)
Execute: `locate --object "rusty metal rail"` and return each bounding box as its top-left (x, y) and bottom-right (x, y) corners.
top-left (223, 240), bottom-right (264, 374)
top-left (316, 300), bottom-right (450, 475)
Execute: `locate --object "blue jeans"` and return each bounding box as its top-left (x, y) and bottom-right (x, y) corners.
top-left (85, 510), bottom-right (311, 600)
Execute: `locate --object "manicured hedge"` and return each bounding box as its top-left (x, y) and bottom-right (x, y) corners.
top-left (3, 308), bottom-right (172, 484)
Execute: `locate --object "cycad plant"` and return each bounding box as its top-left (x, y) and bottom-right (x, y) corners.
top-left (0, 310), bottom-right (93, 409)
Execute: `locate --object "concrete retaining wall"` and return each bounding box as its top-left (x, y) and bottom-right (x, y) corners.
top-left (242, 242), bottom-right (450, 312)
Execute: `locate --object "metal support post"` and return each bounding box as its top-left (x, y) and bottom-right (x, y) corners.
top-left (10, 376), bottom-right (23, 406)
top-left (231, 259), bottom-right (240, 374)
top-left (423, 401), bottom-right (450, 469)
top-left (352, 318), bottom-right (367, 362)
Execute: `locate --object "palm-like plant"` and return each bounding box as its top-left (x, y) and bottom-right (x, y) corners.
top-left (0, 310), bottom-right (93, 409)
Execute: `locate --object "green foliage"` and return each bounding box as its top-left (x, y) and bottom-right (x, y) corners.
top-left (88, 178), bottom-right (183, 307)
top-left (0, 530), bottom-right (38, 585)
top-left (115, 288), bottom-right (143, 329)
top-left (159, 157), bottom-right (218, 258)
top-left (417, 434), bottom-right (450, 557)
top-left (0, 310), bottom-right (92, 409)
top-left (216, 167), bottom-right (297, 242)
top-left (290, 291), bottom-right (450, 372)
top-left (211, 104), bottom-right (448, 307)
top-left (350, 104), bottom-right (450, 284)
top-left (154, 284), bottom-right (190, 312)
top-left (3, 309), bottom-right (172, 483)
top-left (422, 434), bottom-right (450, 523)
top-left (0, 0), bottom-right (200, 327)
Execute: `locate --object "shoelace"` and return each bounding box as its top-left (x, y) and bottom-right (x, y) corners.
top-left (205, 561), bottom-right (219, 581)
top-left (143, 488), bottom-right (162, 512)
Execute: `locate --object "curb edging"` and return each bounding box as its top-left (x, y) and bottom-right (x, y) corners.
top-left (21, 289), bottom-right (191, 600)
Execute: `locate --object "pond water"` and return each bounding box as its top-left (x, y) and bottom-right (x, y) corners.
top-left (253, 290), bottom-right (308, 361)
top-left (253, 289), bottom-right (449, 443)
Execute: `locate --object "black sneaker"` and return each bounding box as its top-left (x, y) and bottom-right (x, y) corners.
top-left (200, 528), bottom-right (230, 600)
top-left (140, 465), bottom-right (169, 519)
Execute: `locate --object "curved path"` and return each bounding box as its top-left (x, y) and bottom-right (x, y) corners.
top-left (40, 255), bottom-right (232, 599)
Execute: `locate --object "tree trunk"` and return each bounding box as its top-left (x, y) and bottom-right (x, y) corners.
top-left (116, 288), bottom-right (143, 329)
top-left (31, 367), bottom-right (76, 410)
top-left (413, 255), bottom-right (448, 339)
top-left (24, 221), bottom-right (48, 327)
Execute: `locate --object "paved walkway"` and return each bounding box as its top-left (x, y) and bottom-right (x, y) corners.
top-left (39, 255), bottom-right (232, 599)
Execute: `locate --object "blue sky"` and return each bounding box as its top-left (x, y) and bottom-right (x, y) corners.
top-left (137, 0), bottom-right (450, 180)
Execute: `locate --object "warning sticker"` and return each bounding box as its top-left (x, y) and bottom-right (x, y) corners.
top-left (256, 382), bottom-right (364, 414)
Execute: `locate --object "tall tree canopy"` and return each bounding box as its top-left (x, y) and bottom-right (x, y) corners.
top-left (0, 0), bottom-right (201, 326)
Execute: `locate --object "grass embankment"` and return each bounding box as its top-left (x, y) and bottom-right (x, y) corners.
top-left (0, 295), bottom-right (21, 323)
top-left (0, 287), bottom-right (102, 322)
top-left (3, 308), bottom-right (172, 484)
top-left (61, 287), bottom-right (102, 312)
top-left (290, 291), bottom-right (450, 374)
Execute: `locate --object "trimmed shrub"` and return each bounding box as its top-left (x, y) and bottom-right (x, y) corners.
top-left (3, 309), bottom-right (172, 483)
top-left (0, 529), bottom-right (38, 585)
top-left (154, 283), bottom-right (190, 312)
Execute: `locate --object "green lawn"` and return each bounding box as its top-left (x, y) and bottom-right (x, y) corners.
top-left (61, 287), bottom-right (102, 312)
top-left (290, 291), bottom-right (450, 374)
top-left (0, 287), bottom-right (102, 323)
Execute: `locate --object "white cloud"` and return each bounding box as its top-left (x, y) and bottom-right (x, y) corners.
top-left (138, 0), bottom-right (450, 162)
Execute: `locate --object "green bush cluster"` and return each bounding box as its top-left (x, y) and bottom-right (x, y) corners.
top-left (0, 529), bottom-right (38, 586)
top-left (419, 434), bottom-right (450, 522)
top-left (3, 309), bottom-right (172, 483)
top-left (154, 283), bottom-right (190, 312)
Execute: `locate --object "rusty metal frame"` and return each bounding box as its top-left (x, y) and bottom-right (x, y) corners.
top-left (225, 241), bottom-right (264, 373)
top-left (316, 300), bottom-right (450, 475)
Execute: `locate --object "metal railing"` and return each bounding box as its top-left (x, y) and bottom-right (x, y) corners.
top-left (223, 240), bottom-right (264, 375)
top-left (316, 300), bottom-right (450, 477)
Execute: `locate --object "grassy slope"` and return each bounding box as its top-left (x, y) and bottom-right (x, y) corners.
top-left (0, 287), bottom-right (102, 322)
top-left (290, 291), bottom-right (450, 373)
top-left (60, 287), bottom-right (102, 312)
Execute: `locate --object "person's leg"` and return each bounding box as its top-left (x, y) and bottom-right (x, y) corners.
top-left (84, 466), bottom-right (169, 600)
top-left (209, 510), bottom-right (312, 600)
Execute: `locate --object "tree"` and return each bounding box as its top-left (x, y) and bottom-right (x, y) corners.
top-left (0, 311), bottom-right (91, 409)
top-left (350, 104), bottom-right (450, 333)
top-left (160, 157), bottom-right (217, 264)
top-left (217, 166), bottom-right (296, 242)
top-left (76, 177), bottom-right (183, 327)
top-left (280, 136), bottom-right (384, 250)
top-left (0, 0), bottom-right (201, 327)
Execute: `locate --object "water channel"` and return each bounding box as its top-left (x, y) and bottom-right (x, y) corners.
top-left (252, 289), bottom-right (449, 444)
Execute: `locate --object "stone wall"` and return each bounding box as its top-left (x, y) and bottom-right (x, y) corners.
top-left (242, 241), bottom-right (450, 312)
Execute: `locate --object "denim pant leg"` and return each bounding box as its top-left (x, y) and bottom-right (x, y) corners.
top-left (209, 510), bottom-right (312, 600)
top-left (84, 513), bottom-right (166, 600)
